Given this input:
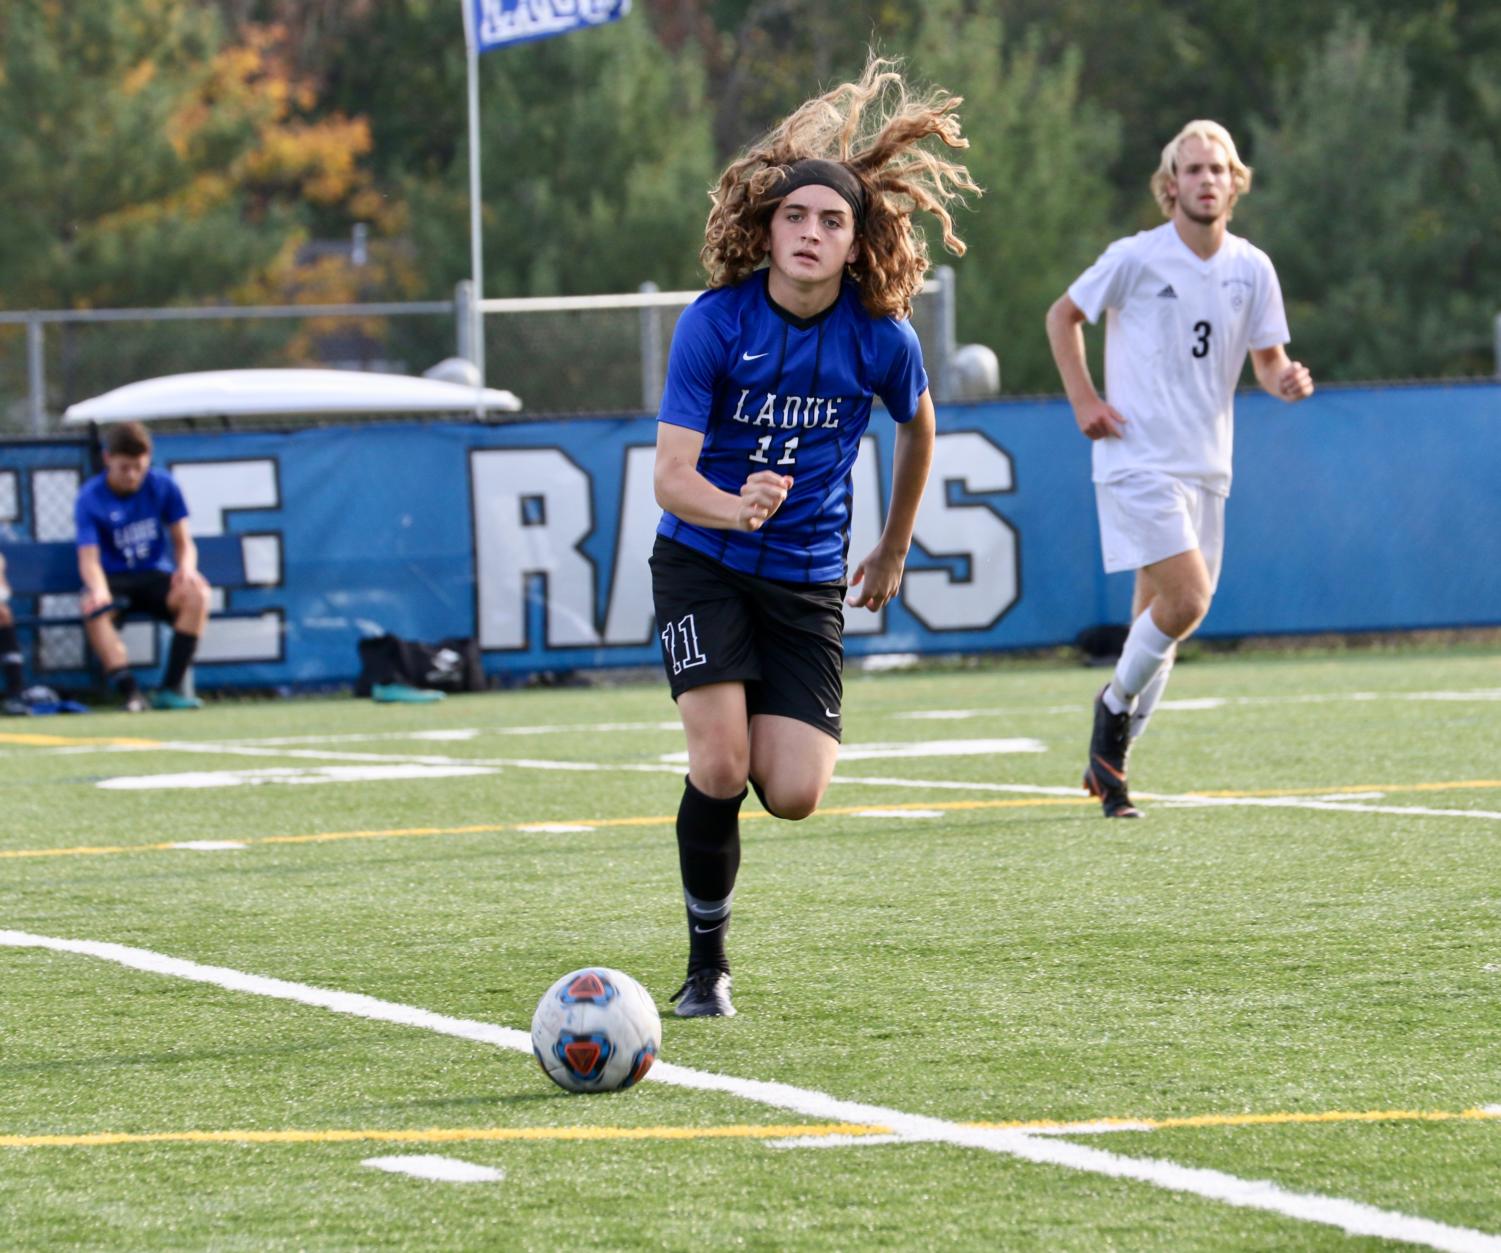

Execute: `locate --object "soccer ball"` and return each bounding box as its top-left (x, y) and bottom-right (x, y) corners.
top-left (531, 967), bottom-right (662, 1093)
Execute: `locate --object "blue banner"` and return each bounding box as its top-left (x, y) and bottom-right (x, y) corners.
top-left (471, 0), bottom-right (629, 52)
top-left (2, 380), bottom-right (1498, 692)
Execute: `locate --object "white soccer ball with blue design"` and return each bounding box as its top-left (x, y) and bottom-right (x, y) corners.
top-left (531, 967), bottom-right (662, 1093)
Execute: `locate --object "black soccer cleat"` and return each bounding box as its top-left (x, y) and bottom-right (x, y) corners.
top-left (670, 968), bottom-right (736, 1018)
top-left (1083, 686), bottom-right (1142, 818)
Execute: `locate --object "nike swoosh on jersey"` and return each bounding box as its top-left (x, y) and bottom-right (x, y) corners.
top-left (824, 707), bottom-right (840, 719)
top-left (742, 351), bottom-right (769, 361)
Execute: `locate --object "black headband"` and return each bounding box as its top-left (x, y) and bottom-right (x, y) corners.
top-left (769, 158), bottom-right (867, 232)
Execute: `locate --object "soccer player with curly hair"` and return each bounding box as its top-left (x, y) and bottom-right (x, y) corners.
top-left (650, 58), bottom-right (979, 1017)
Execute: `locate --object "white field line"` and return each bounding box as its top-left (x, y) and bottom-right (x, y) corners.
top-left (895, 689), bottom-right (1501, 721)
top-left (99, 765), bottom-right (500, 790)
top-left (62, 744), bottom-right (1501, 821)
top-left (2, 931), bottom-right (1496, 1253)
top-left (766, 1132), bottom-right (910, 1149)
top-left (1160, 796), bottom-right (1501, 822)
top-left (361, 1154), bottom-right (503, 1183)
top-left (833, 775), bottom-right (1088, 797)
top-left (767, 1120), bottom-right (1157, 1149)
top-left (213, 722), bottom-right (684, 746)
top-left (19, 727), bottom-right (1501, 822)
top-left (46, 738), bottom-right (688, 777)
top-left (662, 738), bottom-right (1048, 764)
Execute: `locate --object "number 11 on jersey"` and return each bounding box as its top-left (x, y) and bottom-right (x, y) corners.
top-left (748, 434), bottom-right (800, 467)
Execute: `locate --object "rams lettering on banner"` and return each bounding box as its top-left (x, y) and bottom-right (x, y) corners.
top-left (3, 381), bottom-right (1497, 690)
top-left (466, 430), bottom-right (1023, 658)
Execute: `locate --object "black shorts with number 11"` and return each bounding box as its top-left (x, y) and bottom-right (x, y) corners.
top-left (649, 536), bottom-right (845, 741)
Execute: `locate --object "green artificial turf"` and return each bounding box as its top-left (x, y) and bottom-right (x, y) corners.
top-left (1, 648), bottom-right (1498, 1249)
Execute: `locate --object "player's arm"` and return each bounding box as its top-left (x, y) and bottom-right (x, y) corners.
top-left (847, 389), bottom-right (935, 612)
top-left (653, 421), bottom-right (790, 533)
top-left (168, 518), bottom-right (201, 584)
top-left (1250, 345), bottom-right (1314, 402)
top-left (77, 545), bottom-right (112, 617)
top-left (1045, 293), bottom-right (1128, 439)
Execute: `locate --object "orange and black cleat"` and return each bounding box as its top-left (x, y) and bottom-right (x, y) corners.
top-left (1083, 686), bottom-right (1142, 818)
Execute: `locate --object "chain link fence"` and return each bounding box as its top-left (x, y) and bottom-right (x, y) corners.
top-left (474, 279), bottom-right (952, 416)
top-left (0, 305), bottom-right (456, 436)
top-left (1, 270), bottom-right (963, 434)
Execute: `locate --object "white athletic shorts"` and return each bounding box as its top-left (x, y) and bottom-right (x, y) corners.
top-left (1094, 471), bottom-right (1225, 590)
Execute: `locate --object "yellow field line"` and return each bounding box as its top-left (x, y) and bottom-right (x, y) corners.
top-left (4, 782), bottom-right (1499, 861)
top-left (0, 799), bottom-right (1093, 860)
top-left (5, 1107), bottom-right (1496, 1149)
top-left (0, 1123), bottom-right (889, 1149)
top-left (0, 732), bottom-right (159, 748)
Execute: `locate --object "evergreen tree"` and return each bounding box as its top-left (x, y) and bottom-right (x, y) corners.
top-left (912, 1), bottom-right (1121, 393)
top-left (0, 0), bottom-right (291, 309)
top-left (1239, 17), bottom-right (1501, 380)
top-left (401, 15), bottom-right (715, 301)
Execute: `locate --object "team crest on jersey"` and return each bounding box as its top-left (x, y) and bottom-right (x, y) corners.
top-left (1222, 277), bottom-right (1252, 311)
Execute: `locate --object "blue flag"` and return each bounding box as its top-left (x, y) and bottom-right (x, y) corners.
top-left (471, 0), bottom-right (630, 53)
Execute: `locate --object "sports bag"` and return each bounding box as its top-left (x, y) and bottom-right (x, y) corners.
top-left (355, 634), bottom-right (486, 696)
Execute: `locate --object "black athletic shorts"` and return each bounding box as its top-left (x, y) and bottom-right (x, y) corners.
top-left (104, 570), bottom-right (176, 624)
top-left (650, 535), bottom-right (845, 741)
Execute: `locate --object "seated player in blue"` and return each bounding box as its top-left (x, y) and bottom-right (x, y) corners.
top-left (75, 421), bottom-right (211, 711)
top-left (651, 58), bottom-right (979, 1017)
top-left (0, 554), bottom-right (27, 715)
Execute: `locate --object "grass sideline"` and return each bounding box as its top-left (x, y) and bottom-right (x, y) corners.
top-left (1, 647), bottom-right (1499, 1250)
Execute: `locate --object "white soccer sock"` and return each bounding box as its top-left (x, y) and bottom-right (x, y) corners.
top-left (1107, 608), bottom-right (1179, 710)
top-left (1128, 649), bottom-right (1176, 740)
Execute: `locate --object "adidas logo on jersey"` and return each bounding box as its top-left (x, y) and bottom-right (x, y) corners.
top-left (1157, 284), bottom-right (1178, 299)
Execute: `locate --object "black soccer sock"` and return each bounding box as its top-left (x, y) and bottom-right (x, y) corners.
top-left (677, 776), bottom-right (745, 974)
top-left (162, 631), bottom-right (199, 694)
top-left (0, 624), bottom-right (22, 698)
top-left (108, 668), bottom-right (141, 701)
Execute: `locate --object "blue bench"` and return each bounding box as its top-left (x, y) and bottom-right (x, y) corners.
top-left (1, 536), bottom-right (248, 626)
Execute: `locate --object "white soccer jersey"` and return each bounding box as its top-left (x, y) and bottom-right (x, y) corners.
top-left (1068, 221), bottom-right (1289, 495)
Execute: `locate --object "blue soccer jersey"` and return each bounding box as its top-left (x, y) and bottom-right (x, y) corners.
top-left (74, 467), bottom-right (189, 574)
top-left (656, 270), bottom-right (927, 583)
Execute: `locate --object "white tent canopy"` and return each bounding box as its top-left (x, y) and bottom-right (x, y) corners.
top-left (61, 369), bottom-right (521, 425)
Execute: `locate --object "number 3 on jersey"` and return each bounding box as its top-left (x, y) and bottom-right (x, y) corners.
top-left (1191, 320), bottom-right (1212, 358)
top-left (748, 434), bottom-right (799, 467)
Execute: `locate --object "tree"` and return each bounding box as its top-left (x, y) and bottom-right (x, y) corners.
top-left (402, 15), bottom-right (716, 300)
top-left (0, 1), bottom-right (399, 311)
top-left (0, 1), bottom-right (415, 409)
top-left (0, 0), bottom-right (287, 309)
top-left (911, 0), bottom-right (1122, 393)
top-left (1239, 17), bottom-right (1501, 380)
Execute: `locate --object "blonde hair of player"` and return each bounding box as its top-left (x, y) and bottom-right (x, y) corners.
top-left (700, 56), bottom-right (980, 321)
top-left (1150, 119), bottom-right (1253, 218)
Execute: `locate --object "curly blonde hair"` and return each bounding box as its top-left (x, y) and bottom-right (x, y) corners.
top-left (700, 57), bottom-right (979, 320)
top-left (1150, 120), bottom-right (1253, 218)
